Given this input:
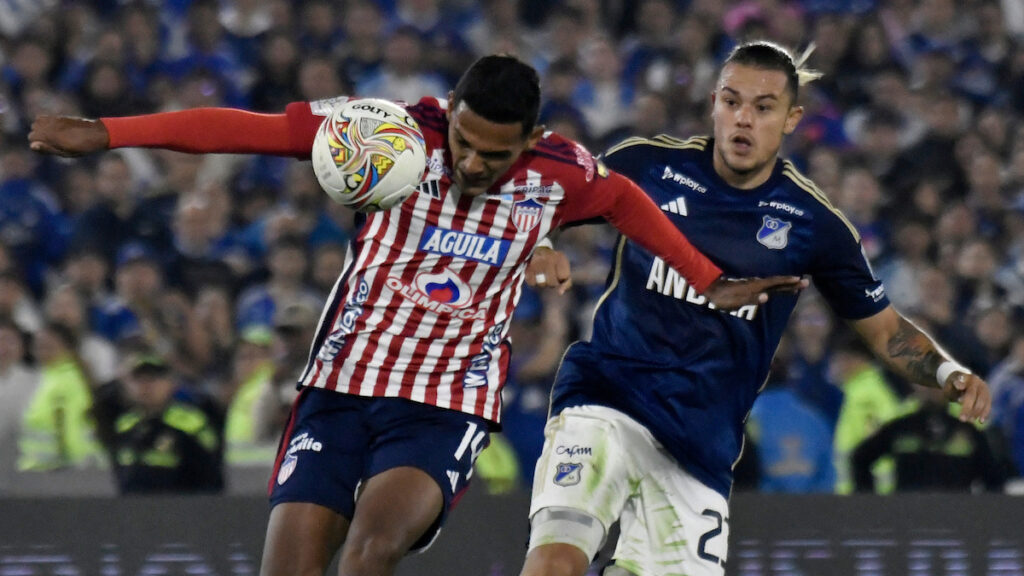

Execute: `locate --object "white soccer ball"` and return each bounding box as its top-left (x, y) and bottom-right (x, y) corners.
top-left (311, 98), bottom-right (427, 212)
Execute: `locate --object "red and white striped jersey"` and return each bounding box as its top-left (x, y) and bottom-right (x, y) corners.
top-left (100, 96), bottom-right (719, 425)
top-left (275, 96), bottom-right (720, 424)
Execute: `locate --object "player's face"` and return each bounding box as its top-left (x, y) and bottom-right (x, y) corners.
top-left (447, 99), bottom-right (543, 197)
top-left (711, 63), bottom-right (804, 189)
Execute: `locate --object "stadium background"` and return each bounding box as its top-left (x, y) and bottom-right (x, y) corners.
top-left (0, 0), bottom-right (1023, 573)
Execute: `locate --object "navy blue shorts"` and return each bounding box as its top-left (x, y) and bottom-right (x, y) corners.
top-left (269, 387), bottom-right (491, 551)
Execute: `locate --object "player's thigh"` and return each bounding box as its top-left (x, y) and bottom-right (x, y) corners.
top-left (362, 398), bottom-right (491, 553)
top-left (613, 451), bottom-right (730, 576)
top-left (529, 406), bottom-right (634, 557)
top-left (260, 501), bottom-right (349, 576)
top-left (340, 466), bottom-right (443, 570)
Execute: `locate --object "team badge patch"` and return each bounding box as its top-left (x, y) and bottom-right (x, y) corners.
top-left (756, 215), bottom-right (792, 250)
top-left (277, 453), bottom-right (298, 485)
top-left (553, 462), bottom-right (583, 486)
top-left (512, 198), bottom-right (544, 232)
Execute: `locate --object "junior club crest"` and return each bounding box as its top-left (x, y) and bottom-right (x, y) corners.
top-left (512, 198), bottom-right (544, 233)
top-left (277, 453), bottom-right (298, 485)
top-left (553, 462), bottom-right (583, 486)
top-left (756, 215), bottom-right (792, 250)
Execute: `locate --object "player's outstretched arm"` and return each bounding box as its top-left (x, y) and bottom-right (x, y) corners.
top-left (849, 305), bottom-right (991, 423)
top-left (29, 116), bottom-right (109, 157)
top-left (703, 275), bottom-right (809, 310)
top-left (29, 108), bottom-right (306, 158)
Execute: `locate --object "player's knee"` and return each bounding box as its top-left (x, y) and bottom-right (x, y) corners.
top-left (522, 543), bottom-right (590, 576)
top-left (526, 507), bottom-right (605, 576)
top-left (340, 534), bottom-right (406, 574)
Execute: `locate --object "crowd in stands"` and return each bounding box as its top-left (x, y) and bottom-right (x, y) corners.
top-left (0, 0), bottom-right (1023, 495)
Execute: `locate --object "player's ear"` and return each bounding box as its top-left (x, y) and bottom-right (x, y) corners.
top-left (783, 105), bottom-right (804, 135)
top-left (709, 90), bottom-right (717, 118)
top-left (524, 124), bottom-right (545, 150)
top-left (446, 90), bottom-right (455, 121)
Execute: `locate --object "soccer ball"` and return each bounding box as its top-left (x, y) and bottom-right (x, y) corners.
top-left (311, 98), bottom-right (427, 212)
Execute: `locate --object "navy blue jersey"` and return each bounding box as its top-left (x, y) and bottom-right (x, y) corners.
top-left (550, 136), bottom-right (889, 498)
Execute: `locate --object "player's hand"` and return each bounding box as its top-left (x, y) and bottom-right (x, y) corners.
top-left (942, 371), bottom-right (991, 424)
top-left (704, 275), bottom-right (808, 310)
top-left (28, 115), bottom-right (110, 157)
top-left (525, 247), bottom-right (573, 294)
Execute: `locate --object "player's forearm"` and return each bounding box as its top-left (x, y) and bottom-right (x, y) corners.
top-left (102, 108), bottom-right (306, 156)
top-left (852, 308), bottom-right (949, 388)
top-left (603, 181), bottom-right (722, 292)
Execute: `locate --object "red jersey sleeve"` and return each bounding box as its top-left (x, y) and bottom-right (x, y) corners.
top-left (101, 102), bottom-right (323, 158)
top-left (561, 158), bottom-right (722, 294)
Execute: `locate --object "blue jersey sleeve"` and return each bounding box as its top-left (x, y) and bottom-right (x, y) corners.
top-left (811, 212), bottom-right (889, 319)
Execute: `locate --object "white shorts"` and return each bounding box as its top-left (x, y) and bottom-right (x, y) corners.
top-left (528, 405), bottom-right (729, 576)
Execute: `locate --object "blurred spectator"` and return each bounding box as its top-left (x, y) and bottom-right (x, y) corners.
top-left (168, 186), bottom-right (249, 297)
top-left (17, 322), bottom-right (104, 471)
top-left (0, 321), bottom-right (38, 491)
top-left (236, 235), bottom-right (322, 330)
top-left (0, 271), bottom-right (43, 335)
top-left (222, 326), bottom-right (277, 465)
top-left (43, 283), bottom-right (118, 385)
top-left (989, 335), bottom-right (1024, 477)
top-left (242, 161), bottom-right (350, 258)
top-left (830, 332), bottom-right (904, 494)
top-left (355, 26), bottom-right (448, 104)
top-left (71, 152), bottom-right (172, 267)
top-left (954, 239), bottom-right (1006, 318)
top-left (192, 285), bottom-right (237, 384)
top-left (834, 164), bottom-right (888, 260)
top-left (91, 351), bottom-right (223, 494)
top-left (748, 378), bottom-right (836, 493)
top-left (835, 18), bottom-right (899, 108)
top-left (575, 36), bottom-right (634, 143)
top-left (165, 0), bottom-right (247, 107)
top-left (910, 266), bottom-right (989, 374)
top-left (252, 302), bottom-right (319, 442)
top-left (887, 91), bottom-right (966, 199)
top-left (533, 5), bottom-right (591, 71)
top-left (0, 146), bottom-right (68, 296)
top-left (335, 0), bottom-right (386, 89)
top-left (465, 0), bottom-right (536, 60)
top-left (218, 0), bottom-right (274, 69)
top-left (876, 217), bottom-right (935, 312)
top-left (247, 31), bottom-right (301, 113)
top-left (59, 246), bottom-right (113, 335)
top-left (620, 0), bottom-right (678, 88)
top-left (296, 0), bottom-right (341, 57)
top-left (852, 385), bottom-right (1004, 492)
top-left (538, 58), bottom-right (589, 146)
top-left (93, 242), bottom-right (163, 344)
top-left (786, 293), bottom-right (843, 432)
top-left (637, 12), bottom-right (718, 109)
top-left (970, 305), bottom-right (1015, 376)
top-left (297, 56), bottom-right (348, 103)
top-left (310, 241), bottom-right (347, 300)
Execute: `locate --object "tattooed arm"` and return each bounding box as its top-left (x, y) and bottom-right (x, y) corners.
top-left (849, 306), bottom-right (991, 423)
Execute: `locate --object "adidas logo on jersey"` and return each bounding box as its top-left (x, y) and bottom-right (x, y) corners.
top-left (660, 197), bottom-right (688, 215)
